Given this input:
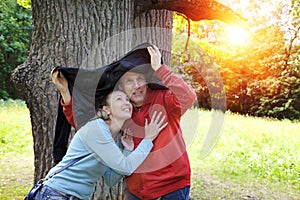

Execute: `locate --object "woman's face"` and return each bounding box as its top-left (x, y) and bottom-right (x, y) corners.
top-left (105, 90), bottom-right (132, 121)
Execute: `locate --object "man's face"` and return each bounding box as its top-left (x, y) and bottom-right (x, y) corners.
top-left (119, 72), bottom-right (147, 107)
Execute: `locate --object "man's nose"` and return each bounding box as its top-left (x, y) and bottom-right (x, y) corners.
top-left (133, 79), bottom-right (141, 88)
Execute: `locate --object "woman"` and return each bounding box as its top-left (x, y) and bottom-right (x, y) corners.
top-left (35, 86), bottom-right (167, 199)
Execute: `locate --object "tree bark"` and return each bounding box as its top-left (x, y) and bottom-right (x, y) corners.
top-left (11, 0), bottom-right (239, 199)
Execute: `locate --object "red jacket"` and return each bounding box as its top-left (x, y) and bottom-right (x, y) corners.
top-left (62, 64), bottom-right (196, 199)
top-left (60, 98), bottom-right (76, 129)
top-left (123, 65), bottom-right (196, 199)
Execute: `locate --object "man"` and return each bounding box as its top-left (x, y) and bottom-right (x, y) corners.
top-left (53, 44), bottom-right (197, 199)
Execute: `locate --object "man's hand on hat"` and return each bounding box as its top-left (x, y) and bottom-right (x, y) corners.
top-left (147, 45), bottom-right (162, 71)
top-left (52, 71), bottom-right (68, 94)
top-left (51, 71), bottom-right (71, 104)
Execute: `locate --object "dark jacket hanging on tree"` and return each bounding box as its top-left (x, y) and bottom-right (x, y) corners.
top-left (52, 42), bottom-right (166, 163)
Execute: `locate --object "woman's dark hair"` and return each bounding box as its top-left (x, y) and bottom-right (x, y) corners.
top-left (94, 88), bottom-right (124, 120)
top-left (94, 93), bottom-right (110, 120)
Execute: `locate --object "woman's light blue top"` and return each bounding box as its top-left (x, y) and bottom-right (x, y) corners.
top-left (45, 118), bottom-right (153, 199)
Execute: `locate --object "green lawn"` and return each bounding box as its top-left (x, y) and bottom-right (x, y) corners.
top-left (184, 109), bottom-right (300, 199)
top-left (0, 100), bottom-right (299, 199)
top-left (0, 100), bottom-right (33, 199)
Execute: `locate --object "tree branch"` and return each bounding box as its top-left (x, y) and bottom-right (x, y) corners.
top-left (134, 0), bottom-right (246, 24)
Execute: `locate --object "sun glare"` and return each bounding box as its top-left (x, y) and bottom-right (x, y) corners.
top-left (226, 25), bottom-right (250, 45)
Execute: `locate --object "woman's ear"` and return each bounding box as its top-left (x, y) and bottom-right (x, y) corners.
top-left (117, 83), bottom-right (124, 91)
top-left (102, 105), bottom-right (111, 116)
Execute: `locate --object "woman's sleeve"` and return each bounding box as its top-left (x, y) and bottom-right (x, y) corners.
top-left (79, 120), bottom-right (153, 176)
top-left (103, 169), bottom-right (123, 187)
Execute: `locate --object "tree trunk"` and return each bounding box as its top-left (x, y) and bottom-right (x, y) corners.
top-left (11, 0), bottom-right (172, 199)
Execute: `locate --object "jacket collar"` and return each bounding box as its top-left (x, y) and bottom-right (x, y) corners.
top-left (133, 88), bottom-right (155, 110)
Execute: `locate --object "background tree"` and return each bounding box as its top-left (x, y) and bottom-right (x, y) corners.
top-left (10, 0), bottom-right (241, 199)
top-left (0, 0), bottom-right (31, 99)
top-left (172, 0), bottom-right (300, 120)
top-left (250, 0), bottom-right (300, 120)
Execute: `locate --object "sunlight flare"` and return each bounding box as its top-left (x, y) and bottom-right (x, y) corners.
top-left (226, 25), bottom-right (250, 45)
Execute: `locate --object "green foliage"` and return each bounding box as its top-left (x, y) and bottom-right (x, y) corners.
top-left (172, 0), bottom-right (300, 120)
top-left (250, 72), bottom-right (300, 120)
top-left (0, 0), bottom-right (32, 99)
top-left (242, 0), bottom-right (300, 120)
top-left (17, 0), bottom-right (31, 9)
top-left (171, 32), bottom-right (226, 111)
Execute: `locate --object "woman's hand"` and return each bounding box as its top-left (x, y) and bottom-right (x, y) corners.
top-left (147, 45), bottom-right (162, 71)
top-left (121, 129), bottom-right (134, 151)
top-left (145, 111), bottom-right (168, 141)
top-left (51, 71), bottom-right (71, 104)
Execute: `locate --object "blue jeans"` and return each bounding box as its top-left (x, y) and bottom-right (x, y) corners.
top-left (124, 186), bottom-right (190, 200)
top-left (34, 185), bottom-right (80, 200)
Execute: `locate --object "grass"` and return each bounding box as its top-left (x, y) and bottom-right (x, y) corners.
top-left (0, 99), bottom-right (32, 154)
top-left (185, 109), bottom-right (300, 199)
top-left (0, 99), bottom-right (33, 199)
top-left (0, 100), bottom-right (299, 199)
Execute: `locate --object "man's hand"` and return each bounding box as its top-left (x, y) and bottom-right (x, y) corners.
top-left (51, 71), bottom-right (71, 104)
top-left (147, 45), bottom-right (162, 71)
